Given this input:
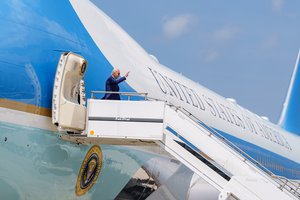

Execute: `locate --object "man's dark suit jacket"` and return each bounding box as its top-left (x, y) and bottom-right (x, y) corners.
top-left (103, 75), bottom-right (126, 100)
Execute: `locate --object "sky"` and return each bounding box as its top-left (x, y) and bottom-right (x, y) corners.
top-left (92, 0), bottom-right (300, 123)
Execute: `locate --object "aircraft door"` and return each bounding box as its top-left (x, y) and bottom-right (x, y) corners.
top-left (52, 52), bottom-right (88, 133)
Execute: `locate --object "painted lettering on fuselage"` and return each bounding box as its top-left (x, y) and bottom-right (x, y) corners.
top-left (148, 67), bottom-right (292, 150)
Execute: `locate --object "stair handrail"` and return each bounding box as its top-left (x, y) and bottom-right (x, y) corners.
top-left (179, 105), bottom-right (299, 196)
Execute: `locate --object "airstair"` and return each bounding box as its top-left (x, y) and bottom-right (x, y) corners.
top-left (83, 97), bottom-right (300, 200)
top-left (52, 52), bottom-right (300, 200)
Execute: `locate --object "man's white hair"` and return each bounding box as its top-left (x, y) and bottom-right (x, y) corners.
top-left (112, 68), bottom-right (119, 74)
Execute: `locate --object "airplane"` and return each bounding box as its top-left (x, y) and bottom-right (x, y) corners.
top-left (0, 0), bottom-right (299, 199)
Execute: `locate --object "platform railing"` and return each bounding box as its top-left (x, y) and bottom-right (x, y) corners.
top-left (90, 90), bottom-right (148, 100)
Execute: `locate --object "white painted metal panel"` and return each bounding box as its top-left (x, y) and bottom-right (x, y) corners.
top-left (87, 100), bottom-right (165, 140)
top-left (88, 99), bottom-right (165, 119)
top-left (88, 121), bottom-right (164, 140)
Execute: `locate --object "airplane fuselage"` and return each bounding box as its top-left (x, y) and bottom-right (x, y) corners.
top-left (0, 1), bottom-right (299, 199)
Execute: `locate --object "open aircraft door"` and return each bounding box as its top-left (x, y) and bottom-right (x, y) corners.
top-left (52, 52), bottom-right (87, 133)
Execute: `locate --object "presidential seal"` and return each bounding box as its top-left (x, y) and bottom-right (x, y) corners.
top-left (75, 145), bottom-right (102, 196)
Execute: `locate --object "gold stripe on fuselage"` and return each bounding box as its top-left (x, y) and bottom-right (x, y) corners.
top-left (0, 98), bottom-right (51, 117)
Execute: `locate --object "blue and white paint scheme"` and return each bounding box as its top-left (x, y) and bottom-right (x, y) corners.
top-left (0, 0), bottom-right (299, 199)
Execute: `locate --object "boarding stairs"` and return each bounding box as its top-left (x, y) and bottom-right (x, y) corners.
top-left (52, 52), bottom-right (299, 200)
top-left (59, 94), bottom-right (299, 200)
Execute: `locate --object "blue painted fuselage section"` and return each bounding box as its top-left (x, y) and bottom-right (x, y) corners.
top-left (0, 0), bottom-right (131, 108)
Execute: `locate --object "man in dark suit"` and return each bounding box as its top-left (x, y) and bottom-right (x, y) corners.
top-left (103, 68), bottom-right (129, 100)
